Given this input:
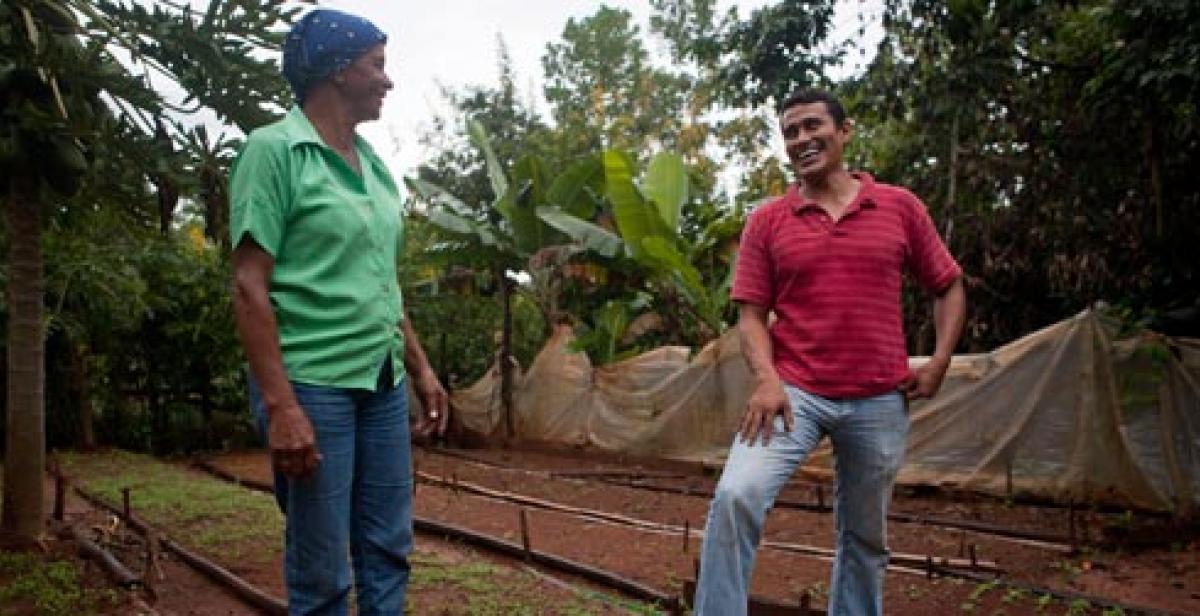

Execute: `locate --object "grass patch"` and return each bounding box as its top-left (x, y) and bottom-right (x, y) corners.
top-left (407, 551), bottom-right (664, 615)
top-left (0, 550), bottom-right (118, 615)
top-left (56, 450), bottom-right (282, 565)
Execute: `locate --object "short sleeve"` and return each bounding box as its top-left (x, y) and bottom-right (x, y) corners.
top-left (731, 207), bottom-right (774, 308)
top-left (229, 135), bottom-right (290, 256)
top-left (904, 196), bottom-right (962, 293)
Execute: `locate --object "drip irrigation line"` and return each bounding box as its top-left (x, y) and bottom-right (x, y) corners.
top-left (191, 460), bottom-right (680, 611)
top-left (56, 523), bottom-right (142, 589)
top-left (414, 516), bottom-right (679, 610)
top-left (194, 460), bottom-right (273, 494)
top-left (414, 470), bottom-right (1002, 576)
top-left (72, 486), bottom-right (288, 615)
top-left (193, 457), bottom-right (1183, 616)
top-left (420, 447), bottom-right (1077, 553)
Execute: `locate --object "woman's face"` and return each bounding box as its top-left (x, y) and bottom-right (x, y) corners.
top-left (335, 44), bottom-right (393, 122)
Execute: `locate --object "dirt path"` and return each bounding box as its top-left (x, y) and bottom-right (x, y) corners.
top-left (211, 446), bottom-right (1200, 615)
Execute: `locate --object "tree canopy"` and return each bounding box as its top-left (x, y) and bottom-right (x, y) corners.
top-left (2, 0), bottom-right (1196, 543)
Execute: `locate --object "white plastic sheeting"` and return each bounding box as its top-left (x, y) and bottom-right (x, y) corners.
top-left (449, 311), bottom-right (1200, 512)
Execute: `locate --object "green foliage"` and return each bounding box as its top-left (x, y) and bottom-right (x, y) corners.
top-left (834, 0), bottom-right (1200, 350)
top-left (0, 551), bottom-right (116, 615)
top-left (657, 0), bottom-right (842, 107)
top-left (542, 7), bottom-right (692, 159)
top-left (569, 301), bottom-right (632, 365)
top-left (404, 288), bottom-right (545, 387)
top-left (58, 450), bottom-right (282, 563)
top-left (407, 550), bottom-right (663, 615)
top-left (1067, 599), bottom-right (1093, 615)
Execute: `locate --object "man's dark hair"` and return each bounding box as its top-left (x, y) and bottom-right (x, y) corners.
top-left (779, 89), bottom-right (847, 127)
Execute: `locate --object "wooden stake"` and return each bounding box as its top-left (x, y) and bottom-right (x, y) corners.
top-left (1005, 459), bottom-right (1014, 499)
top-left (800, 589), bottom-right (812, 615)
top-left (122, 487), bottom-right (131, 521)
top-left (144, 529), bottom-right (159, 596)
top-left (53, 472), bottom-right (66, 522)
top-left (968, 544), bottom-right (977, 570)
top-left (519, 509), bottom-right (531, 562)
top-left (1068, 501), bottom-right (1077, 547)
top-left (682, 520), bottom-right (690, 553)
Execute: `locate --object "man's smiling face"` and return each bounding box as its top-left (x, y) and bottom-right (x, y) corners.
top-left (781, 101), bottom-right (852, 181)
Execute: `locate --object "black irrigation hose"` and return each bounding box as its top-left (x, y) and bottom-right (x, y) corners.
top-left (195, 455), bottom-right (1188, 616)
top-left (414, 516), bottom-right (679, 610)
top-left (422, 447), bottom-right (1079, 552)
top-left (73, 486), bottom-right (288, 615)
top-left (192, 459), bottom-right (682, 612)
top-left (60, 524), bottom-right (142, 589)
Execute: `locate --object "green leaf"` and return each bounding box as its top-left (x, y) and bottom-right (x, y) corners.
top-left (641, 236), bottom-right (706, 304)
top-left (593, 301), bottom-right (631, 364)
top-left (404, 177), bottom-right (474, 217)
top-left (496, 179), bottom-right (559, 256)
top-left (425, 207), bottom-right (504, 249)
top-left (467, 118), bottom-right (508, 199)
top-left (603, 149), bottom-right (671, 257)
top-left (536, 206), bottom-right (625, 258)
top-left (642, 151), bottom-right (687, 231)
top-left (547, 155), bottom-right (603, 219)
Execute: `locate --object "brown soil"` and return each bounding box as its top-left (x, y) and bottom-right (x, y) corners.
top-left (40, 459), bottom-right (643, 615)
top-left (208, 445), bottom-right (1200, 615)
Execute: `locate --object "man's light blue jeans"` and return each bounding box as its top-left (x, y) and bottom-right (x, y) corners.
top-left (250, 372), bottom-right (413, 616)
top-left (694, 386), bottom-right (908, 616)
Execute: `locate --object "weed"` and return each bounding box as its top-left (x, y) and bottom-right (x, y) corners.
top-left (407, 551), bottom-right (664, 615)
top-left (969, 580), bottom-right (997, 601)
top-left (58, 451), bottom-right (283, 566)
top-left (1067, 599), bottom-right (1092, 615)
top-left (1002, 588), bottom-right (1027, 604)
top-left (0, 551), bottom-right (117, 615)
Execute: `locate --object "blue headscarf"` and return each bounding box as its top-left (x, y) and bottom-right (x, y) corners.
top-left (282, 9), bottom-right (387, 104)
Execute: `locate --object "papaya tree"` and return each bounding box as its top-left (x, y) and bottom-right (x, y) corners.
top-left (0, 0), bottom-right (296, 543)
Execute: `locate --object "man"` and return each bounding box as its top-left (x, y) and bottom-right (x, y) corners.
top-left (694, 89), bottom-right (966, 615)
top-left (229, 9), bottom-right (449, 615)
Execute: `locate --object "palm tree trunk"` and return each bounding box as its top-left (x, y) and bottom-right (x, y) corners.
top-left (3, 174), bottom-right (46, 542)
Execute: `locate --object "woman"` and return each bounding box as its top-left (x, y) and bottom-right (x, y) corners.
top-left (229, 9), bottom-right (449, 614)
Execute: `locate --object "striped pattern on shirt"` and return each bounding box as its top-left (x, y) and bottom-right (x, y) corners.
top-left (732, 173), bottom-right (962, 399)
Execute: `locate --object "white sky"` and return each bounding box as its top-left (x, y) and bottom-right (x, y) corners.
top-left (304, 0), bottom-right (883, 179)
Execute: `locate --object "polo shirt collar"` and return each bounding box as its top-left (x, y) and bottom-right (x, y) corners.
top-left (788, 172), bottom-right (879, 215)
top-left (277, 106), bottom-right (388, 175)
top-left (278, 106), bottom-right (326, 148)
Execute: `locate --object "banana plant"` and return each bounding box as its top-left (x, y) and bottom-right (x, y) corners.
top-left (406, 118), bottom-right (618, 435)
top-left (536, 148), bottom-right (730, 342)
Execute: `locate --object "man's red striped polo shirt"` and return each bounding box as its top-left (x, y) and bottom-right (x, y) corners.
top-left (732, 173), bottom-right (962, 399)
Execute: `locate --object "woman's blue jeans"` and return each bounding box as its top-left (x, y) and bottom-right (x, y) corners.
top-left (694, 386), bottom-right (909, 616)
top-left (250, 374), bottom-right (413, 616)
